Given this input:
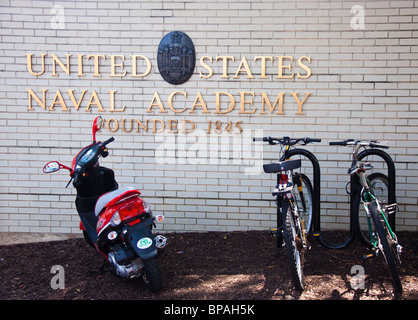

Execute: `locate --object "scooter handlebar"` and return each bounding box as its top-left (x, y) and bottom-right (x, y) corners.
top-left (102, 137), bottom-right (115, 146)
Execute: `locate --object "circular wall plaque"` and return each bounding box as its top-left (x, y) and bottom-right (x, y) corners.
top-left (157, 31), bottom-right (196, 85)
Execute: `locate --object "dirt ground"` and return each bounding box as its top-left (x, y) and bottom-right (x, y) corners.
top-left (0, 230), bottom-right (417, 300)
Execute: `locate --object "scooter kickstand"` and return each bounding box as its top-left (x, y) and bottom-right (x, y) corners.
top-left (99, 259), bottom-right (107, 273)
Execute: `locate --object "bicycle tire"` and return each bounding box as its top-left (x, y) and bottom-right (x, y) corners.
top-left (293, 173), bottom-right (313, 233)
top-left (282, 199), bottom-right (305, 291)
top-left (368, 201), bottom-right (402, 294)
top-left (353, 172), bottom-right (389, 247)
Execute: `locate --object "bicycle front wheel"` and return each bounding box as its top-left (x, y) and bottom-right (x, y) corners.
top-left (368, 201), bottom-right (402, 294)
top-left (282, 199), bottom-right (305, 291)
top-left (293, 173), bottom-right (313, 233)
top-left (354, 172), bottom-right (389, 247)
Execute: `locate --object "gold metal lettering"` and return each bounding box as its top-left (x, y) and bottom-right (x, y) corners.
top-left (239, 92), bottom-right (256, 114)
top-left (168, 91), bottom-right (187, 113)
top-left (254, 56), bottom-right (273, 79)
top-left (199, 56), bottom-right (213, 79)
top-left (67, 89), bottom-right (87, 111)
top-left (85, 90), bottom-right (105, 112)
top-left (152, 119), bottom-right (165, 133)
top-left (27, 88), bottom-right (47, 110)
top-left (25, 53), bottom-right (46, 76)
top-left (147, 92), bottom-right (167, 113)
top-left (87, 54), bottom-right (106, 77)
top-left (76, 54), bottom-right (85, 77)
top-left (290, 92), bottom-right (311, 115)
top-left (260, 92), bottom-right (285, 114)
top-left (233, 57), bottom-right (254, 79)
top-left (215, 92), bottom-right (235, 114)
top-left (121, 118), bottom-right (133, 132)
top-left (182, 120), bottom-right (195, 134)
top-left (106, 118), bottom-right (119, 132)
top-left (168, 120), bottom-right (178, 133)
top-left (216, 56), bottom-right (235, 79)
top-left (108, 90), bottom-right (126, 112)
top-left (297, 56), bottom-right (312, 79)
top-left (50, 89), bottom-right (69, 111)
top-left (136, 119), bottom-right (148, 132)
top-left (51, 54), bottom-right (71, 76)
top-left (190, 92), bottom-right (210, 113)
top-left (110, 55), bottom-right (127, 77)
top-left (276, 56), bottom-right (294, 79)
top-left (131, 55), bottom-right (151, 78)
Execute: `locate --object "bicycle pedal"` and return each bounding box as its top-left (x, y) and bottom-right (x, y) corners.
top-left (268, 228), bottom-right (279, 236)
top-left (384, 203), bottom-right (398, 215)
top-left (363, 252), bottom-right (376, 260)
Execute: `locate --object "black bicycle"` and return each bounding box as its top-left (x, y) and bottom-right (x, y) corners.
top-left (254, 136), bottom-right (321, 290)
top-left (330, 139), bottom-right (403, 294)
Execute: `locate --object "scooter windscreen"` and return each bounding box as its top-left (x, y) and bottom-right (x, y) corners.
top-left (73, 141), bottom-right (110, 188)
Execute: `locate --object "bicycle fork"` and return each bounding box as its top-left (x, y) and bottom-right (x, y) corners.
top-left (272, 171), bottom-right (309, 252)
top-left (363, 199), bottom-right (402, 263)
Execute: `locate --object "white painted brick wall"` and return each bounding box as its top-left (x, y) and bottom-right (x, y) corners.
top-left (0, 0), bottom-right (417, 234)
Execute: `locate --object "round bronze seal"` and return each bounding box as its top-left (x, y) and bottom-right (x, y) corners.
top-left (157, 31), bottom-right (196, 85)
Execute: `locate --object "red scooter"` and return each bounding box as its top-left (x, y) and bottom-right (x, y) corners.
top-left (43, 117), bottom-right (166, 292)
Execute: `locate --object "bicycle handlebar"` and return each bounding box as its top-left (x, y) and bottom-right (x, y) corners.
top-left (329, 139), bottom-right (389, 149)
top-left (253, 136), bottom-right (321, 146)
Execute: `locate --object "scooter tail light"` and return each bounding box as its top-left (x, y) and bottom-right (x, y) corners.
top-left (116, 200), bottom-right (147, 226)
top-left (119, 202), bottom-right (143, 218)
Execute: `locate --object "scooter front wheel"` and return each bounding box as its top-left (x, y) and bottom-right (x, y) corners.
top-left (143, 258), bottom-right (162, 292)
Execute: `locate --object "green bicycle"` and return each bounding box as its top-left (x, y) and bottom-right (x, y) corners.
top-left (330, 139), bottom-right (403, 294)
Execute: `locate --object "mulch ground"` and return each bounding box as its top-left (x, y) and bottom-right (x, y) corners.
top-left (1, 230), bottom-right (417, 300)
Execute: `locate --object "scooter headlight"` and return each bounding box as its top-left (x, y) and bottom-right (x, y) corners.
top-left (110, 211), bottom-right (121, 226)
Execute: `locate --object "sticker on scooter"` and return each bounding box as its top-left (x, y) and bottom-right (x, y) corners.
top-left (137, 237), bottom-right (153, 249)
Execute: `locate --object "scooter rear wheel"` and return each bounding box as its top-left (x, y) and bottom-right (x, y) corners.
top-left (143, 258), bottom-right (162, 292)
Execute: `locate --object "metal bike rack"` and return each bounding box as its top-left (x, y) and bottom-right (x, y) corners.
top-left (355, 148), bottom-right (397, 231)
top-left (286, 148), bottom-right (351, 249)
top-left (285, 148), bottom-right (330, 247)
top-left (286, 147), bottom-right (397, 249)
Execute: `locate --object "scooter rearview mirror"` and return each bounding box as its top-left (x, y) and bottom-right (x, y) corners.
top-left (92, 116), bottom-right (104, 142)
top-left (43, 161), bottom-right (61, 173)
top-left (43, 161), bottom-right (72, 173)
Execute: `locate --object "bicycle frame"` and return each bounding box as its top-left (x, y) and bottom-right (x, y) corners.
top-left (270, 161), bottom-right (303, 244)
top-left (358, 172), bottom-right (397, 248)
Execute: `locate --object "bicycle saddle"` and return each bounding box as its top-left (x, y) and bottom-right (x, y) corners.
top-left (263, 159), bottom-right (301, 174)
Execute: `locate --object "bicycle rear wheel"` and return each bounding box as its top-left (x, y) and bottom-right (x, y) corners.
top-left (282, 199), bottom-right (305, 291)
top-left (368, 201), bottom-right (402, 294)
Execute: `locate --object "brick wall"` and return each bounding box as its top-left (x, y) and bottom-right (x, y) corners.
top-left (1, 0), bottom-right (417, 234)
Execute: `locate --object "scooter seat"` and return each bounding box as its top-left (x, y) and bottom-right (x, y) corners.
top-left (95, 187), bottom-right (140, 216)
